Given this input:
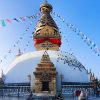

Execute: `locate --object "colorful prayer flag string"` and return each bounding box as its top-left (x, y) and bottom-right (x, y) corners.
top-left (0, 14), bottom-right (39, 64)
top-left (52, 11), bottom-right (100, 56)
top-left (0, 14), bottom-right (39, 28)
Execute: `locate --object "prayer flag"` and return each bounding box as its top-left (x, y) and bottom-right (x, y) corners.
top-left (6, 19), bottom-right (12, 23)
top-left (1, 20), bottom-right (6, 26)
top-left (20, 17), bottom-right (26, 21)
top-left (13, 18), bottom-right (19, 22)
top-left (0, 24), bottom-right (2, 28)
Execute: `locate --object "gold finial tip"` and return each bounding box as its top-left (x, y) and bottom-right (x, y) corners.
top-left (40, 1), bottom-right (53, 13)
top-left (44, 0), bottom-right (48, 3)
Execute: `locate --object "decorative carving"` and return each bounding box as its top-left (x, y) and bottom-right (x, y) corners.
top-left (33, 51), bottom-right (57, 95)
top-left (40, 72), bottom-right (51, 81)
top-left (33, 0), bottom-right (61, 51)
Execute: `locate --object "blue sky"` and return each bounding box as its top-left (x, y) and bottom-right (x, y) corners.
top-left (0, 0), bottom-right (100, 78)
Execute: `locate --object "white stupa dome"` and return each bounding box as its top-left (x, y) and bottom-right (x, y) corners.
top-left (5, 50), bottom-right (89, 83)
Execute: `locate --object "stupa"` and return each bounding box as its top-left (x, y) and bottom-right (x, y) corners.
top-left (4, 0), bottom-right (89, 96)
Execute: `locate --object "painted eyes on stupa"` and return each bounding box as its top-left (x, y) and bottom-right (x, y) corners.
top-left (41, 43), bottom-right (53, 48)
top-left (41, 21), bottom-right (45, 25)
top-left (42, 7), bottom-right (50, 12)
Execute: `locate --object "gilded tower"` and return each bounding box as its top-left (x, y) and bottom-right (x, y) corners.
top-left (33, 0), bottom-right (61, 51)
top-left (33, 51), bottom-right (57, 95)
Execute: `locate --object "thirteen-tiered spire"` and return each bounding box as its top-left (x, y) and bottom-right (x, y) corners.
top-left (33, 0), bottom-right (61, 51)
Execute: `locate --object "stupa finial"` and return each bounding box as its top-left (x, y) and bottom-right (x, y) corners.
top-left (44, 0), bottom-right (48, 3)
top-left (33, 0), bottom-right (61, 51)
top-left (40, 0), bottom-right (52, 13)
top-left (92, 72), bottom-right (94, 77)
top-left (90, 69), bottom-right (91, 73)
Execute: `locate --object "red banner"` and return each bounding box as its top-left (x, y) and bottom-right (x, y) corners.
top-left (34, 37), bottom-right (61, 46)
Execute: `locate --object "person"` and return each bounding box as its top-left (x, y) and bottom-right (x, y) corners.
top-left (26, 91), bottom-right (33, 100)
top-left (85, 89), bottom-right (88, 100)
top-left (56, 94), bottom-right (63, 100)
top-left (78, 91), bottom-right (86, 100)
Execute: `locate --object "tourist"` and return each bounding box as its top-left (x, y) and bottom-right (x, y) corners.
top-left (85, 89), bottom-right (88, 100)
top-left (78, 91), bottom-right (86, 100)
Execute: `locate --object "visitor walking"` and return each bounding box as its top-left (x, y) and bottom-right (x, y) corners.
top-left (78, 91), bottom-right (87, 100)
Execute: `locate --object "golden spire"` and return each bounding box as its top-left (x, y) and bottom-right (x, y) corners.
top-left (40, 0), bottom-right (52, 14)
top-left (33, 1), bottom-right (61, 51)
top-left (44, 0), bottom-right (48, 3)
